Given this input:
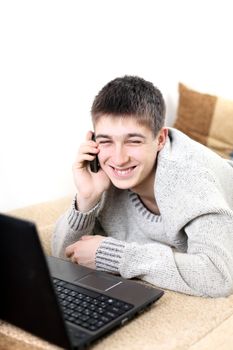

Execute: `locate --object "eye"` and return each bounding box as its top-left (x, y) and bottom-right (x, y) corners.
top-left (98, 140), bottom-right (112, 144)
top-left (127, 139), bottom-right (142, 144)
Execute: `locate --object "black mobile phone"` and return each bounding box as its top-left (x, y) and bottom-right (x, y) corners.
top-left (90, 133), bottom-right (100, 173)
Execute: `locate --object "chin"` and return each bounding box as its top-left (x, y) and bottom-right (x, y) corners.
top-left (109, 178), bottom-right (138, 190)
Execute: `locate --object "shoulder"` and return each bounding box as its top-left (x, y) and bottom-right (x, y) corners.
top-left (165, 128), bottom-right (221, 163)
top-left (159, 128), bottom-right (232, 175)
top-left (155, 128), bottom-right (233, 226)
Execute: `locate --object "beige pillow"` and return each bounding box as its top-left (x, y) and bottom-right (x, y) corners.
top-left (174, 83), bottom-right (233, 159)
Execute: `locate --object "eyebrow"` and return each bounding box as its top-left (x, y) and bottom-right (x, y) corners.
top-left (95, 133), bottom-right (146, 139)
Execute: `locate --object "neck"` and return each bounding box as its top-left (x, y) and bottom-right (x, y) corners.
top-left (130, 170), bottom-right (160, 215)
top-left (139, 196), bottom-right (160, 215)
top-left (131, 163), bottom-right (155, 195)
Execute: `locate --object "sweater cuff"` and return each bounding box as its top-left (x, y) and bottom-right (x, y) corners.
top-left (67, 195), bottom-right (100, 231)
top-left (95, 237), bottom-right (126, 273)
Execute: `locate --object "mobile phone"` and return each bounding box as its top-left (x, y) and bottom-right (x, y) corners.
top-left (90, 133), bottom-right (100, 173)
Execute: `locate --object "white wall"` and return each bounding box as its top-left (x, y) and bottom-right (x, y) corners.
top-left (1, 0), bottom-right (233, 211)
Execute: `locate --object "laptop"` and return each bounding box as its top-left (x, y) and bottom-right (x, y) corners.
top-left (0, 213), bottom-right (164, 349)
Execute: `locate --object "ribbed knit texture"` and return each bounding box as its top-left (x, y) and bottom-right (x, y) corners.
top-left (95, 238), bottom-right (126, 272)
top-left (52, 128), bottom-right (233, 297)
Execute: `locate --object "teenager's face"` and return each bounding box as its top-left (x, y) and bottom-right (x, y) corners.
top-left (94, 116), bottom-right (167, 193)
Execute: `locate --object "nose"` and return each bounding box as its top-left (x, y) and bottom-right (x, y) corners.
top-left (111, 144), bottom-right (129, 167)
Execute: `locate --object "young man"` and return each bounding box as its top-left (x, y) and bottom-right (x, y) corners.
top-left (52, 76), bottom-right (233, 297)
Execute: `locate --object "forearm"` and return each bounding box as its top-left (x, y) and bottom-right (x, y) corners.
top-left (51, 198), bottom-right (100, 258)
top-left (96, 237), bottom-right (233, 297)
top-left (96, 238), bottom-right (197, 295)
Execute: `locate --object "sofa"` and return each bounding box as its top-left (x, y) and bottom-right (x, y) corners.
top-left (1, 196), bottom-right (233, 350)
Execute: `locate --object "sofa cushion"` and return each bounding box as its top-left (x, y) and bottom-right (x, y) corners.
top-left (174, 83), bottom-right (233, 159)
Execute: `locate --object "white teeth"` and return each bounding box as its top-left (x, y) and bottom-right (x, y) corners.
top-left (114, 168), bottom-right (133, 175)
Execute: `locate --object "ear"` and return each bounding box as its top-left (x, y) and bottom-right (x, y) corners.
top-left (157, 127), bottom-right (168, 151)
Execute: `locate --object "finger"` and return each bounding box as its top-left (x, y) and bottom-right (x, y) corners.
top-left (72, 153), bottom-right (96, 170)
top-left (86, 130), bottom-right (94, 141)
top-left (71, 254), bottom-right (78, 264)
top-left (80, 235), bottom-right (94, 241)
top-left (76, 143), bottom-right (99, 160)
top-left (79, 144), bottom-right (99, 156)
top-left (65, 244), bottom-right (75, 257)
top-left (73, 145), bottom-right (99, 170)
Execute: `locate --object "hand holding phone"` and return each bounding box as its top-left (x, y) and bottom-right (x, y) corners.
top-left (90, 133), bottom-right (100, 173)
top-left (72, 130), bottom-right (110, 212)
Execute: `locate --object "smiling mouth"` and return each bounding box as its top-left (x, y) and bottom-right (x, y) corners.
top-left (111, 166), bottom-right (136, 177)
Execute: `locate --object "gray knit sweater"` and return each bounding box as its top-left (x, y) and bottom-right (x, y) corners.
top-left (52, 128), bottom-right (233, 297)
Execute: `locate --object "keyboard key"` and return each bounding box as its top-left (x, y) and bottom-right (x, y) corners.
top-left (53, 278), bottom-right (134, 332)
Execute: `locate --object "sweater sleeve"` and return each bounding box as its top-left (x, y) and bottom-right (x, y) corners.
top-left (96, 211), bottom-right (233, 297)
top-left (51, 197), bottom-right (102, 258)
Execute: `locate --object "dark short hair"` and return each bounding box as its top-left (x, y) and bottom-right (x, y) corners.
top-left (91, 75), bottom-right (166, 136)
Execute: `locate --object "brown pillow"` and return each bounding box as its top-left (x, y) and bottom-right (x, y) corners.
top-left (174, 83), bottom-right (233, 159)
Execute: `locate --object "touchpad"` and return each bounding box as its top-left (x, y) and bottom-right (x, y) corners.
top-left (76, 273), bottom-right (122, 292)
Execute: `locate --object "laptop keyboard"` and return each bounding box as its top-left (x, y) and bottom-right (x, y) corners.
top-left (53, 278), bottom-right (133, 332)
